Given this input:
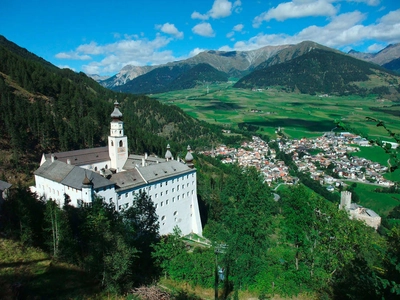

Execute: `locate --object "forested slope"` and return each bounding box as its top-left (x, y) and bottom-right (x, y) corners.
top-left (235, 48), bottom-right (400, 96)
top-left (0, 35), bottom-right (231, 181)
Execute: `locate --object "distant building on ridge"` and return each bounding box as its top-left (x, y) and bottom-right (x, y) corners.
top-left (339, 191), bottom-right (381, 230)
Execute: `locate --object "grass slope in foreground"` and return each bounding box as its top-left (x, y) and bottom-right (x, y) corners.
top-left (153, 84), bottom-right (400, 140)
top-left (0, 238), bottom-right (101, 299)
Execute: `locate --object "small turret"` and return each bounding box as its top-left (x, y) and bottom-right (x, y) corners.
top-left (165, 144), bottom-right (173, 161)
top-left (185, 145), bottom-right (194, 169)
top-left (81, 172), bottom-right (93, 204)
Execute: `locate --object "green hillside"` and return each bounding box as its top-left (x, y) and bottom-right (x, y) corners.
top-left (0, 35), bottom-right (229, 183)
top-left (113, 64), bottom-right (192, 94)
top-left (114, 63), bottom-right (228, 94)
top-left (383, 57), bottom-right (400, 74)
top-left (167, 63), bottom-right (228, 91)
top-left (235, 48), bottom-right (400, 97)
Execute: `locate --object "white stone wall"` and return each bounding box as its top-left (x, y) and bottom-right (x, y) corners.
top-left (35, 171), bottom-right (203, 236)
top-left (34, 175), bottom-right (65, 204)
top-left (114, 171), bottom-right (202, 236)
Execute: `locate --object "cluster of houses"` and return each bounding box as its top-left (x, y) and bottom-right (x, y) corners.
top-left (203, 132), bottom-right (395, 190)
top-left (285, 133), bottom-right (394, 188)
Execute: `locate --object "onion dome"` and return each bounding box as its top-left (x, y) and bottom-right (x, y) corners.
top-left (165, 144), bottom-right (173, 160)
top-left (82, 172), bottom-right (92, 186)
top-left (111, 101), bottom-right (123, 120)
top-left (185, 145), bottom-right (194, 168)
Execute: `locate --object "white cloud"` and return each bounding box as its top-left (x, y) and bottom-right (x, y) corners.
top-left (367, 43), bottom-right (385, 52)
top-left (57, 65), bottom-right (76, 71)
top-left (156, 23), bottom-right (184, 39)
top-left (223, 9), bottom-right (400, 51)
top-left (233, 0), bottom-right (242, 13)
top-left (191, 0), bottom-right (241, 20)
top-left (226, 24), bottom-right (244, 39)
top-left (191, 11), bottom-right (209, 20)
top-left (209, 0), bottom-right (233, 19)
top-left (192, 22), bottom-right (215, 37)
top-left (55, 51), bottom-right (91, 60)
top-left (233, 24), bottom-right (244, 32)
top-left (253, 0), bottom-right (338, 27)
top-left (57, 35), bottom-right (182, 75)
top-left (347, 0), bottom-right (380, 6)
top-left (189, 47), bottom-right (207, 57)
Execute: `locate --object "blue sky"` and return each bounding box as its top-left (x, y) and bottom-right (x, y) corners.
top-left (1, 0), bottom-right (399, 75)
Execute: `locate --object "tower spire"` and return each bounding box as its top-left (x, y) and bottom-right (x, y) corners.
top-left (108, 101), bottom-right (128, 172)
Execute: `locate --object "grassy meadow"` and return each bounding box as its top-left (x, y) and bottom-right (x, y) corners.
top-left (351, 183), bottom-right (400, 216)
top-left (152, 83), bottom-right (400, 140)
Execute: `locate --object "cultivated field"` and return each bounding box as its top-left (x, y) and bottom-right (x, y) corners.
top-left (152, 83), bottom-right (400, 140)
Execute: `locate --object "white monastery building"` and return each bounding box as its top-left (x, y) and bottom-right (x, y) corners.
top-left (34, 102), bottom-right (202, 236)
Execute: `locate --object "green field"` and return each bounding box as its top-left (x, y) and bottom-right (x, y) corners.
top-left (152, 83), bottom-right (400, 140)
top-left (351, 183), bottom-right (400, 216)
top-left (350, 146), bottom-right (390, 166)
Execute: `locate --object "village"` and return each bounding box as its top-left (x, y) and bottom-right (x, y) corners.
top-left (201, 132), bottom-right (396, 191)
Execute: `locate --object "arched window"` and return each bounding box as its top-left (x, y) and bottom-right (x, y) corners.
top-left (111, 141), bottom-right (114, 146)
top-left (119, 140), bottom-right (123, 147)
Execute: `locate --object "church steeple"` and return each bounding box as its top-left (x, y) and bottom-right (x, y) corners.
top-left (108, 101), bottom-right (128, 172)
top-left (110, 101), bottom-right (124, 137)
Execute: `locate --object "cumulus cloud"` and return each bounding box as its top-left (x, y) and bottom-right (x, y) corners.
top-left (348, 0), bottom-right (380, 6)
top-left (367, 43), bottom-right (385, 52)
top-left (156, 23), bottom-right (184, 39)
top-left (189, 47), bottom-right (207, 57)
top-left (222, 9), bottom-right (400, 51)
top-left (233, 23), bottom-right (244, 32)
top-left (55, 51), bottom-right (91, 60)
top-left (56, 34), bottom-right (182, 75)
top-left (226, 23), bottom-right (244, 39)
top-left (209, 0), bottom-right (233, 18)
top-left (57, 65), bottom-right (76, 71)
top-left (191, 0), bottom-right (241, 20)
top-left (192, 22), bottom-right (215, 37)
top-left (253, 0), bottom-right (338, 27)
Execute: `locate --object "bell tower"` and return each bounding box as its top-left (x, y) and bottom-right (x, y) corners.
top-left (108, 101), bottom-right (128, 172)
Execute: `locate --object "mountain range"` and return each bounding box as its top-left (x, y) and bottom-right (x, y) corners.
top-left (97, 41), bottom-right (400, 96)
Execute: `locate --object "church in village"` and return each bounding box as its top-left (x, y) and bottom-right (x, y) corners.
top-left (34, 102), bottom-right (202, 236)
